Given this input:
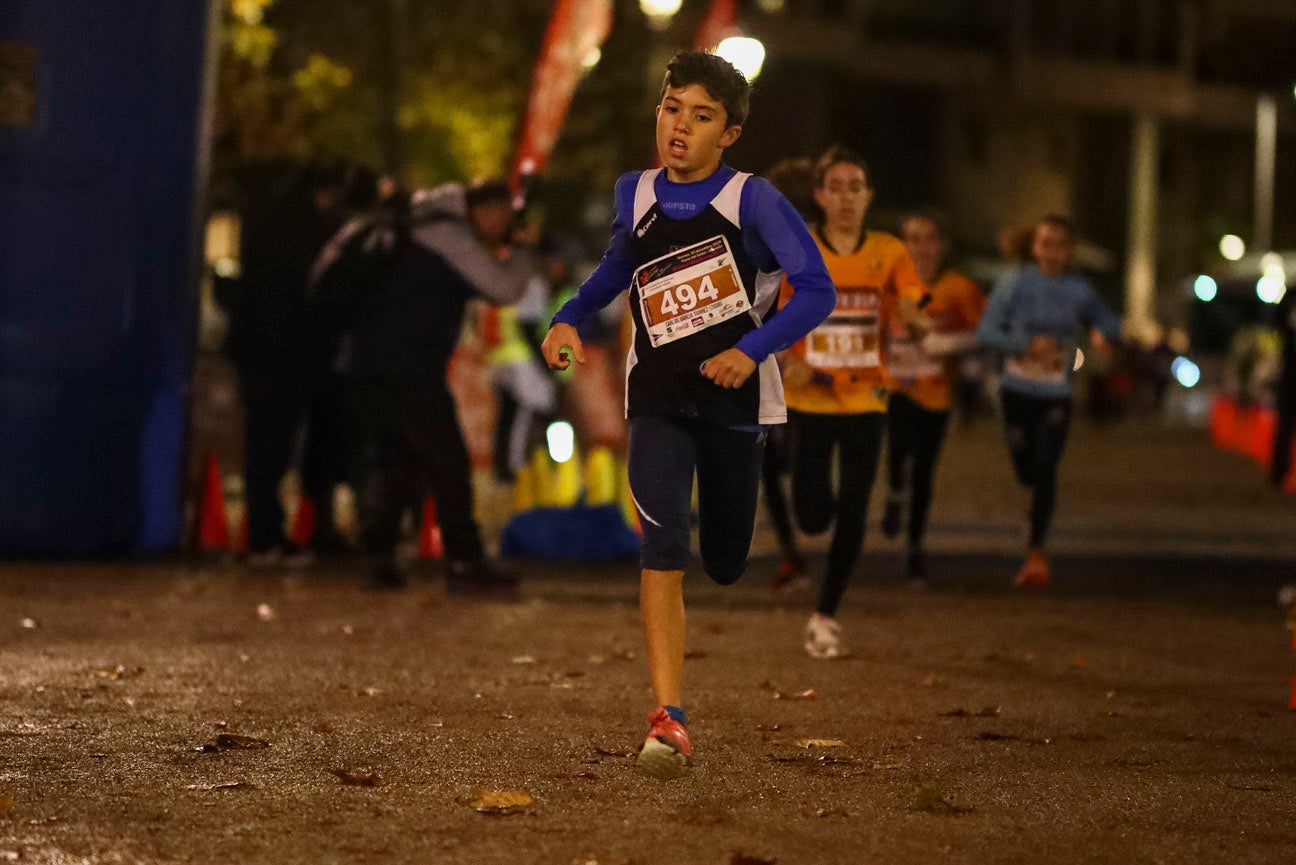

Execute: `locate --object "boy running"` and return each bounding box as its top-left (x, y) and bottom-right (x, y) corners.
top-left (976, 215), bottom-right (1121, 587)
top-left (780, 147), bottom-right (928, 660)
top-left (541, 52), bottom-right (835, 780)
top-left (881, 211), bottom-right (986, 581)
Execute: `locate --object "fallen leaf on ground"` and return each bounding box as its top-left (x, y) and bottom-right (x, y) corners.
top-left (941, 706), bottom-right (1000, 718)
top-left (256, 604), bottom-right (275, 621)
top-left (471, 789), bottom-right (534, 814)
top-left (0, 795), bottom-right (14, 816)
top-left (95, 665), bottom-right (144, 680)
top-left (593, 747), bottom-right (636, 759)
top-left (19, 619), bottom-right (37, 630)
top-left (919, 674), bottom-right (938, 687)
top-left (810, 807), bottom-right (851, 818)
top-left (760, 679), bottom-right (816, 699)
top-left (511, 655), bottom-right (537, 665)
top-left (683, 650), bottom-right (708, 659)
top-left (910, 786), bottom-right (972, 815)
top-left (796, 739), bottom-right (846, 748)
top-left (755, 723), bottom-right (783, 731)
top-left (975, 731), bottom-right (1018, 742)
top-left (730, 853), bottom-right (776, 865)
top-left (331, 769), bottom-right (382, 787)
top-left (778, 688), bottom-right (816, 701)
top-left (214, 734), bottom-right (271, 750)
top-left (1072, 657), bottom-right (1087, 668)
top-left (185, 781), bottom-right (254, 791)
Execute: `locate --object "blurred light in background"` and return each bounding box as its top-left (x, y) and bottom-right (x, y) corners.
top-left (1172, 357), bottom-right (1200, 388)
top-left (640, 0), bottom-right (682, 28)
top-left (757, 0), bottom-right (786, 10)
top-left (1193, 274), bottom-right (1217, 302)
top-left (1256, 273), bottom-right (1286, 304)
top-left (1261, 251), bottom-right (1285, 278)
top-left (1218, 234), bottom-right (1246, 261)
top-left (582, 47), bottom-right (601, 70)
top-left (1257, 253), bottom-right (1287, 304)
top-left (546, 421), bottom-right (575, 464)
top-left (1073, 348), bottom-right (1084, 371)
top-left (717, 36), bottom-right (766, 81)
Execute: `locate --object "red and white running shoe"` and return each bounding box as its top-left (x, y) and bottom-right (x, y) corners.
top-left (634, 707), bottom-right (692, 780)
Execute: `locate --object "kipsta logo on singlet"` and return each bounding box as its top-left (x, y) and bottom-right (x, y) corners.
top-left (636, 213), bottom-right (658, 237)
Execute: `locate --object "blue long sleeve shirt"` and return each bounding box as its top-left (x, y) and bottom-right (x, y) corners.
top-left (551, 166), bottom-right (835, 363)
top-left (976, 264), bottom-right (1123, 399)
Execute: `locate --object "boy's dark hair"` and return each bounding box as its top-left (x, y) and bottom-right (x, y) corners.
top-left (1037, 213), bottom-right (1076, 240)
top-left (660, 51), bottom-right (750, 127)
top-left (900, 209), bottom-right (950, 239)
top-left (814, 145), bottom-right (871, 189)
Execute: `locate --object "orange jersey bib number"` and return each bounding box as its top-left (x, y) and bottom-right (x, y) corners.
top-left (634, 236), bottom-right (749, 348)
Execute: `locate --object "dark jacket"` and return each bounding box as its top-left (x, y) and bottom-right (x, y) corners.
top-left (325, 183), bottom-right (534, 383)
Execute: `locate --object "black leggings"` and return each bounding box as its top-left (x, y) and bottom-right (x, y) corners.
top-left (1000, 390), bottom-right (1072, 549)
top-left (760, 422), bottom-right (799, 561)
top-left (885, 393), bottom-right (950, 551)
top-left (789, 410), bottom-right (886, 617)
top-left (627, 415), bottom-right (766, 585)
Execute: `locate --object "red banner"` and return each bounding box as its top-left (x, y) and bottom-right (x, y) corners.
top-left (510, 0), bottom-right (614, 192)
top-left (693, 0), bottom-right (737, 51)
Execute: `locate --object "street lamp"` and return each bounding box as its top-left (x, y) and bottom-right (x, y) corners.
top-left (1219, 234), bottom-right (1246, 261)
top-left (640, 0), bottom-right (682, 30)
top-left (716, 36), bottom-right (766, 81)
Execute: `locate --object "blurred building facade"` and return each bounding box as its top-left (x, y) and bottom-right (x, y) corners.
top-left (734, 0), bottom-right (1295, 339)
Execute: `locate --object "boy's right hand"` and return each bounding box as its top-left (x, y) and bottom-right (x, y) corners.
top-left (542, 323), bottom-right (585, 370)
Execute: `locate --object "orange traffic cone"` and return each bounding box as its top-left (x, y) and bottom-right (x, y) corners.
top-left (417, 496), bottom-right (444, 559)
top-left (197, 452), bottom-right (230, 553)
top-left (289, 496), bottom-right (317, 548)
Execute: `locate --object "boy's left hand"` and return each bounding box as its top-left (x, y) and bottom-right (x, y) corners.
top-left (701, 348), bottom-right (757, 389)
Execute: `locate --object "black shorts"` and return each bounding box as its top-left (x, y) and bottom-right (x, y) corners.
top-left (627, 415), bottom-right (766, 585)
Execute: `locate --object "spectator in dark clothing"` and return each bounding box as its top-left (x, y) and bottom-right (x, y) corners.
top-left (223, 163), bottom-right (347, 563)
top-left (1271, 287), bottom-right (1296, 487)
top-left (322, 179), bottom-right (536, 591)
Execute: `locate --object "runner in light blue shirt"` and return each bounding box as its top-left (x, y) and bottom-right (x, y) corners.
top-left (976, 215), bottom-right (1122, 588)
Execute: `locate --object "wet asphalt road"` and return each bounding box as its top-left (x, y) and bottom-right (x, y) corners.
top-left (2, 420), bottom-right (1295, 864)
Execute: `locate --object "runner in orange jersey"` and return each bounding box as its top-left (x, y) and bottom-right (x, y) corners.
top-left (881, 211), bottom-right (986, 582)
top-left (779, 146), bottom-right (930, 659)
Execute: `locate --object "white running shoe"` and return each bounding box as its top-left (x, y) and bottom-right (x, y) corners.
top-left (804, 613), bottom-right (843, 659)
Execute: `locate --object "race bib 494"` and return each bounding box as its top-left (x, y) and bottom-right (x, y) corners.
top-left (633, 236), bottom-right (749, 348)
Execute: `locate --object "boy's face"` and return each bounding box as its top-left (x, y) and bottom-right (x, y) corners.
top-left (901, 216), bottom-right (945, 277)
top-left (813, 161), bottom-right (872, 233)
top-left (1032, 222), bottom-right (1073, 276)
top-left (655, 84), bottom-right (742, 183)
